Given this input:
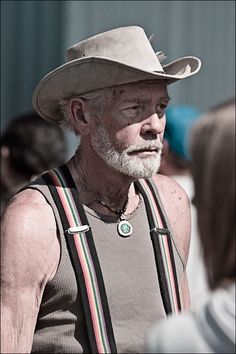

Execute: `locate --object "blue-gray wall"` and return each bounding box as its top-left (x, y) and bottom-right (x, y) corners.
top-left (1, 1), bottom-right (235, 154)
top-left (1, 0), bottom-right (65, 129)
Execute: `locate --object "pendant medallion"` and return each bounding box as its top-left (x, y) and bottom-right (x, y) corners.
top-left (117, 219), bottom-right (133, 237)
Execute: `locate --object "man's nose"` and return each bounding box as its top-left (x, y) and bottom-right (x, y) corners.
top-left (141, 113), bottom-right (165, 136)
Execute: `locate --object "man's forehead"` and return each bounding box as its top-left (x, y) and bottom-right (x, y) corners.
top-left (117, 79), bottom-right (167, 90)
top-left (112, 80), bottom-right (170, 101)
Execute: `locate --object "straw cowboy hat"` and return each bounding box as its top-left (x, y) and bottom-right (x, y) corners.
top-left (33, 26), bottom-right (201, 125)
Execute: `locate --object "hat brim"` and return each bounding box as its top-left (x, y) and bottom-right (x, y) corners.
top-left (33, 56), bottom-right (201, 124)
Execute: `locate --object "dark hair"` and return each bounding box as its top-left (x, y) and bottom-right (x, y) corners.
top-left (1, 112), bottom-right (67, 178)
top-left (190, 99), bottom-right (235, 289)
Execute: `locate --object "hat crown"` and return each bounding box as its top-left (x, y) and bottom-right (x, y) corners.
top-left (33, 26), bottom-right (201, 124)
top-left (66, 26), bottom-right (164, 73)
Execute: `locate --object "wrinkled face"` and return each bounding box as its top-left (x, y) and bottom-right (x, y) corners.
top-left (90, 80), bottom-right (170, 178)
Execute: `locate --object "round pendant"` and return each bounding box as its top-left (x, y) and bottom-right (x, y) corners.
top-left (117, 220), bottom-right (133, 237)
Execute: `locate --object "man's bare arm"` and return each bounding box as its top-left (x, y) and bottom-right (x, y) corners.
top-left (153, 174), bottom-right (191, 309)
top-left (1, 189), bottom-right (60, 353)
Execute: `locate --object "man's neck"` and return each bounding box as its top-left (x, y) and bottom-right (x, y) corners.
top-left (67, 150), bottom-right (139, 215)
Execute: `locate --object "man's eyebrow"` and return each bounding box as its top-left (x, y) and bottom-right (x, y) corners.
top-left (122, 96), bottom-right (171, 104)
top-left (161, 96), bottom-right (171, 102)
top-left (122, 98), bottom-right (151, 105)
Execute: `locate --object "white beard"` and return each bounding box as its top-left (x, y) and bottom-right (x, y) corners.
top-left (91, 123), bottom-right (163, 179)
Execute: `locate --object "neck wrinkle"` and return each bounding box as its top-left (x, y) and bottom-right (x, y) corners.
top-left (71, 151), bottom-right (137, 211)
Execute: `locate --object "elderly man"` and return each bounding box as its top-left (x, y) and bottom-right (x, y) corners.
top-left (1, 26), bottom-right (201, 353)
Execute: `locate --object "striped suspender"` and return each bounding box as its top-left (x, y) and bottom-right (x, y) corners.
top-left (137, 178), bottom-right (182, 315)
top-left (42, 165), bottom-right (117, 354)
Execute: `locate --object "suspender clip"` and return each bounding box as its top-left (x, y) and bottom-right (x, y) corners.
top-left (66, 225), bottom-right (90, 234)
top-left (150, 227), bottom-right (170, 235)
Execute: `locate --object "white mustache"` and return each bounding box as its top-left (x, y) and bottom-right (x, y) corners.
top-left (125, 140), bottom-right (163, 154)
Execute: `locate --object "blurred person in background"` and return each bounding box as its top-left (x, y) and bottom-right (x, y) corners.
top-left (147, 98), bottom-right (235, 353)
top-left (1, 26), bottom-right (201, 353)
top-left (1, 111), bottom-right (67, 213)
top-left (159, 105), bottom-right (209, 309)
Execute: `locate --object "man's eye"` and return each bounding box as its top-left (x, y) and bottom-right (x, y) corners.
top-left (159, 104), bottom-right (167, 110)
top-left (126, 105), bottom-right (140, 111)
top-left (122, 105), bottom-right (141, 117)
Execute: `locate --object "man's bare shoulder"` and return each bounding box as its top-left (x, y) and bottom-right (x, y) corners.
top-left (1, 188), bottom-right (60, 282)
top-left (152, 173), bottom-right (190, 206)
top-left (2, 188), bottom-right (53, 227)
top-left (152, 174), bottom-right (191, 264)
top-left (5, 187), bottom-right (50, 208)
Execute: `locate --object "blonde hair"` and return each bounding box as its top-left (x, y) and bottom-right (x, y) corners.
top-left (190, 99), bottom-right (235, 289)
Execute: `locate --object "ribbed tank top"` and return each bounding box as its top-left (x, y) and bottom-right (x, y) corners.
top-left (29, 177), bottom-right (184, 353)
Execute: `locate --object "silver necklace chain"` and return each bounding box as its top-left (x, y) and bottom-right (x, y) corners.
top-left (79, 178), bottom-right (129, 218)
top-left (73, 157), bottom-right (129, 217)
top-left (82, 180), bottom-right (142, 221)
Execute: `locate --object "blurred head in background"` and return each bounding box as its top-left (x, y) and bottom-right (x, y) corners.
top-left (159, 105), bottom-right (202, 176)
top-left (190, 98), bottom-right (235, 290)
top-left (1, 111), bottom-right (67, 205)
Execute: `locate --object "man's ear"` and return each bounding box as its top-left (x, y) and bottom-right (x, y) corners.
top-left (68, 98), bottom-right (90, 135)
